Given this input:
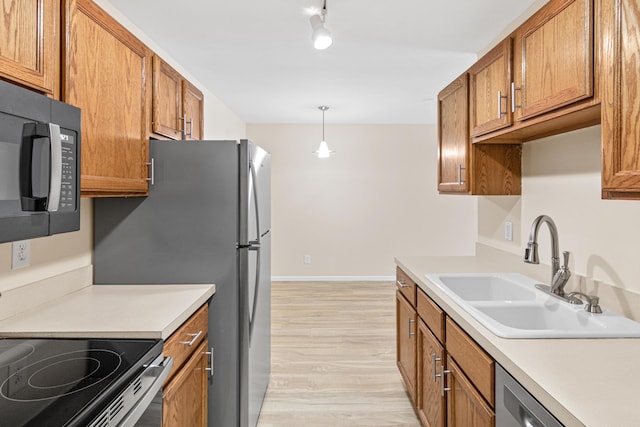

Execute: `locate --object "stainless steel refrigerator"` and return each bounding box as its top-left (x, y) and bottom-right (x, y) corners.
top-left (93, 139), bottom-right (271, 427)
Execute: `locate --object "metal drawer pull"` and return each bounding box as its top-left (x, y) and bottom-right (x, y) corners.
top-left (440, 365), bottom-right (451, 397)
top-left (408, 318), bottom-right (416, 338)
top-left (432, 353), bottom-right (442, 382)
top-left (396, 280), bottom-right (408, 288)
top-left (179, 330), bottom-right (203, 346)
top-left (205, 347), bottom-right (214, 377)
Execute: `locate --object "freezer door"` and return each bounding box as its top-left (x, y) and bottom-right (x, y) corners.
top-left (240, 139), bottom-right (271, 245)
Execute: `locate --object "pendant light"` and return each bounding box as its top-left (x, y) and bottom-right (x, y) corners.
top-left (310, 0), bottom-right (333, 50)
top-left (313, 106), bottom-right (334, 158)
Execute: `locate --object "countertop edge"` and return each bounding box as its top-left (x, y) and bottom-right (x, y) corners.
top-left (0, 284), bottom-right (216, 341)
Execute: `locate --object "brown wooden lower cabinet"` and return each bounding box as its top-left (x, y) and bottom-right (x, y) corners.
top-left (417, 320), bottom-right (446, 427)
top-left (163, 340), bottom-right (208, 427)
top-left (396, 266), bottom-right (495, 426)
top-left (162, 304), bottom-right (209, 427)
top-left (396, 290), bottom-right (418, 405)
top-left (446, 357), bottom-right (495, 427)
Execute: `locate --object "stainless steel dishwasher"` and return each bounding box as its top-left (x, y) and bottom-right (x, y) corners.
top-left (496, 364), bottom-right (564, 427)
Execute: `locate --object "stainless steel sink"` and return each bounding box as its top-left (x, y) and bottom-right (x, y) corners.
top-left (426, 273), bottom-right (640, 338)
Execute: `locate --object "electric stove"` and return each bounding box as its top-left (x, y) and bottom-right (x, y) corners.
top-left (0, 337), bottom-right (167, 426)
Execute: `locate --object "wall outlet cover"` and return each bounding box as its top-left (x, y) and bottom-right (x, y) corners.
top-left (12, 240), bottom-right (31, 269)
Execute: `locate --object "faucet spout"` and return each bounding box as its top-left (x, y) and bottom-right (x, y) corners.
top-left (524, 215), bottom-right (570, 295)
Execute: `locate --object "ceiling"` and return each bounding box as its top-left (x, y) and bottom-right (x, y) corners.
top-left (107, 0), bottom-right (538, 124)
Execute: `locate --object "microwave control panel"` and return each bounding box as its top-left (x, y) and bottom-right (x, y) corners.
top-left (59, 130), bottom-right (77, 212)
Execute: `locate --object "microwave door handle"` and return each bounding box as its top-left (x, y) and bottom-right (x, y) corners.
top-left (47, 123), bottom-right (62, 212)
top-left (19, 123), bottom-right (49, 211)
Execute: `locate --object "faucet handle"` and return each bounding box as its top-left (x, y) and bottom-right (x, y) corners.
top-left (562, 251), bottom-right (570, 268)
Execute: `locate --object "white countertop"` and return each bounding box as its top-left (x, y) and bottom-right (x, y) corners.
top-left (396, 250), bottom-right (640, 427)
top-left (0, 283), bottom-right (215, 340)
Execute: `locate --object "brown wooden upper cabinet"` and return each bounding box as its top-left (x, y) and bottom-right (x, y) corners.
top-left (183, 80), bottom-right (204, 140)
top-left (438, 73), bottom-right (521, 195)
top-left (0, 0), bottom-right (59, 96)
top-left (63, 0), bottom-right (151, 196)
top-left (601, 0), bottom-right (640, 199)
top-left (438, 74), bottom-right (470, 193)
top-left (514, 0), bottom-right (594, 121)
top-left (469, 38), bottom-right (513, 138)
top-left (152, 56), bottom-right (204, 140)
top-left (468, 0), bottom-right (598, 144)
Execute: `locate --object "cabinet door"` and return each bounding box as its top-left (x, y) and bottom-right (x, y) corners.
top-left (163, 340), bottom-right (208, 427)
top-left (183, 80), bottom-right (204, 140)
top-left (396, 291), bottom-right (417, 405)
top-left (469, 38), bottom-right (513, 137)
top-left (438, 74), bottom-right (469, 193)
top-left (601, 0), bottom-right (640, 199)
top-left (0, 0), bottom-right (58, 95)
top-left (417, 320), bottom-right (445, 427)
top-left (64, 0), bottom-right (150, 196)
top-left (153, 55), bottom-right (183, 139)
top-left (446, 357), bottom-right (494, 427)
top-left (516, 0), bottom-right (593, 121)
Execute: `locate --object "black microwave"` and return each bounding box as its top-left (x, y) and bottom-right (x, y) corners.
top-left (0, 80), bottom-right (81, 244)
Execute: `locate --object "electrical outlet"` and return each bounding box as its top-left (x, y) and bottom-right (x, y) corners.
top-left (505, 221), bottom-right (513, 241)
top-left (304, 255), bottom-right (311, 264)
top-left (12, 240), bottom-right (31, 269)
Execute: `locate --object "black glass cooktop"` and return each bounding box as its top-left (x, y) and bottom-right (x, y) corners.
top-left (0, 337), bottom-right (161, 427)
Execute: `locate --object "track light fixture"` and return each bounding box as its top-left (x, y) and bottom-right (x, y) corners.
top-left (310, 0), bottom-right (333, 50)
top-left (313, 106), bottom-right (334, 158)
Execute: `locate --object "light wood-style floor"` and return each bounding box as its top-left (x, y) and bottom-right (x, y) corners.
top-left (257, 281), bottom-right (421, 427)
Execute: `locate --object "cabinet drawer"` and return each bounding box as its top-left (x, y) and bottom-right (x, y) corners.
top-left (417, 289), bottom-right (445, 343)
top-left (164, 304), bottom-right (208, 382)
top-left (396, 267), bottom-right (416, 307)
top-left (445, 317), bottom-right (494, 407)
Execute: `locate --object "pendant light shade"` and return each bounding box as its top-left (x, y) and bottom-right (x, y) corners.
top-left (313, 106), bottom-right (334, 158)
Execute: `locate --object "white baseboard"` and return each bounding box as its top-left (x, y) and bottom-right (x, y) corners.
top-left (271, 276), bottom-right (395, 282)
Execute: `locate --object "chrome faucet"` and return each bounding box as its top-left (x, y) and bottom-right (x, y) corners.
top-left (524, 215), bottom-right (571, 297)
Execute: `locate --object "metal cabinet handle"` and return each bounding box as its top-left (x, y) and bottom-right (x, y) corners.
top-left (408, 318), bottom-right (416, 338)
top-left (146, 158), bottom-right (155, 185)
top-left (205, 347), bottom-right (214, 377)
top-left (181, 114), bottom-right (187, 139)
top-left (497, 90), bottom-right (508, 118)
top-left (440, 365), bottom-right (451, 397)
top-left (179, 330), bottom-right (203, 346)
top-left (432, 353), bottom-right (442, 382)
top-left (457, 164), bottom-right (466, 185)
top-left (396, 280), bottom-right (408, 288)
top-left (511, 82), bottom-right (521, 112)
top-left (187, 118), bottom-right (193, 139)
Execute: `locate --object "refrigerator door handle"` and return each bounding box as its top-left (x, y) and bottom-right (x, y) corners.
top-left (249, 244), bottom-right (261, 340)
top-left (249, 160), bottom-right (261, 244)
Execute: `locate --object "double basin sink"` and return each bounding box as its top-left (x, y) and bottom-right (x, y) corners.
top-left (426, 273), bottom-right (640, 338)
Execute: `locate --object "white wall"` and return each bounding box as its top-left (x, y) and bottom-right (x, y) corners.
top-left (0, 1), bottom-right (246, 293)
top-left (247, 124), bottom-right (477, 279)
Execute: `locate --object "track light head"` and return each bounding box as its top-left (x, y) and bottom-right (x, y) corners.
top-left (309, 1), bottom-right (332, 50)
